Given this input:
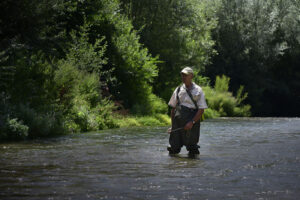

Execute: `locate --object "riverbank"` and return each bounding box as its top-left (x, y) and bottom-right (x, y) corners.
top-left (114, 109), bottom-right (218, 128)
top-left (116, 114), bottom-right (171, 128)
top-left (0, 72), bottom-right (251, 141)
top-left (0, 109), bottom-right (235, 141)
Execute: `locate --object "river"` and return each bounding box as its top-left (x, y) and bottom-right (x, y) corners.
top-left (1, 118), bottom-right (300, 200)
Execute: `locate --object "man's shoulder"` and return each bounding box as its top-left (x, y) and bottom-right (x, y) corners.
top-left (176, 84), bottom-right (184, 91)
top-left (192, 83), bottom-right (203, 91)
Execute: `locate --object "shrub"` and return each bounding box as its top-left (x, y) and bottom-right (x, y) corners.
top-left (233, 105), bottom-right (251, 117)
top-left (208, 92), bottom-right (236, 116)
top-left (137, 116), bottom-right (162, 126)
top-left (53, 22), bottom-right (119, 133)
top-left (131, 93), bottom-right (168, 115)
top-left (116, 116), bottom-right (141, 127)
top-left (201, 75), bottom-right (251, 117)
top-left (153, 113), bottom-right (171, 125)
top-left (1, 118), bottom-right (29, 141)
top-left (67, 98), bottom-right (119, 132)
top-left (0, 93), bottom-right (66, 140)
top-left (16, 104), bottom-right (66, 138)
top-left (203, 108), bottom-right (220, 119)
top-left (115, 113), bottom-right (170, 128)
top-left (148, 94), bottom-right (168, 114)
top-left (97, 1), bottom-right (160, 110)
top-left (193, 74), bottom-right (211, 87)
top-left (95, 100), bottom-right (119, 129)
top-left (67, 25), bottom-right (108, 74)
top-left (215, 75), bottom-right (230, 93)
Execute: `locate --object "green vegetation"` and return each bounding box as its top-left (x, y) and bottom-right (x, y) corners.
top-left (0, 0), bottom-right (299, 140)
top-left (116, 114), bottom-right (171, 128)
top-left (206, 0), bottom-right (300, 116)
top-left (120, 0), bottom-right (217, 100)
top-left (202, 75), bottom-right (251, 118)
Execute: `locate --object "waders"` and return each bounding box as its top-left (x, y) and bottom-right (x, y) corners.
top-left (169, 105), bottom-right (200, 155)
top-left (168, 85), bottom-right (201, 155)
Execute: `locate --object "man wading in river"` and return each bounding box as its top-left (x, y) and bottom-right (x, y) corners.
top-left (167, 67), bottom-right (208, 156)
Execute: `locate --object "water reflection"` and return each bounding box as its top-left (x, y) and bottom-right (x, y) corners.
top-left (1, 118), bottom-right (300, 199)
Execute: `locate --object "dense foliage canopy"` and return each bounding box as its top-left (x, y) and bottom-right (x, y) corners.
top-left (0, 0), bottom-right (299, 139)
top-left (206, 0), bottom-right (300, 116)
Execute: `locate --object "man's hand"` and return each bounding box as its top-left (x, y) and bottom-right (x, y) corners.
top-left (167, 127), bottom-right (172, 134)
top-left (184, 121), bottom-right (193, 130)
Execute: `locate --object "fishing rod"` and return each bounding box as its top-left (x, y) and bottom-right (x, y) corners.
top-left (167, 127), bottom-right (184, 134)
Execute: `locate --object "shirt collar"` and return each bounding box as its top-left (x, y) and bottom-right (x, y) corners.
top-left (182, 82), bottom-right (194, 90)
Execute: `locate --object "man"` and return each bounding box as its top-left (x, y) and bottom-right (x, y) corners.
top-left (167, 67), bottom-right (208, 155)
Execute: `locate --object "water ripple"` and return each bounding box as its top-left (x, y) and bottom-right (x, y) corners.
top-left (1, 118), bottom-right (300, 199)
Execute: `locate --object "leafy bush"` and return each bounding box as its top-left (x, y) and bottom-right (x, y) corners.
top-left (233, 105), bottom-right (251, 117)
top-left (68, 98), bottom-right (119, 132)
top-left (115, 114), bottom-right (170, 127)
top-left (214, 75), bottom-right (230, 93)
top-left (201, 75), bottom-right (251, 117)
top-left (203, 108), bottom-right (220, 119)
top-left (93, 0), bottom-right (160, 110)
top-left (209, 92), bottom-right (236, 116)
top-left (153, 113), bottom-right (171, 125)
top-left (67, 23), bottom-right (108, 74)
top-left (16, 104), bottom-right (66, 138)
top-left (136, 116), bottom-right (162, 126)
top-left (131, 93), bottom-right (168, 115)
top-left (55, 69), bottom-right (119, 133)
top-left (116, 116), bottom-right (141, 127)
top-left (1, 118), bottom-right (29, 141)
top-left (0, 103), bottom-right (66, 140)
top-left (0, 93), bottom-right (26, 140)
top-left (52, 22), bottom-right (119, 133)
top-left (54, 62), bottom-right (102, 113)
top-left (95, 99), bottom-right (119, 129)
top-left (193, 74), bottom-right (211, 87)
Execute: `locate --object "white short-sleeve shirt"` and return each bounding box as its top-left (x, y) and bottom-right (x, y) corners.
top-left (168, 82), bottom-right (208, 109)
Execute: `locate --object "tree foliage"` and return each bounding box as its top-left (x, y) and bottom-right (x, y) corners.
top-left (120, 0), bottom-right (217, 100)
top-left (206, 0), bottom-right (300, 116)
top-left (0, 0), bottom-right (165, 139)
top-left (1, 0), bottom-right (299, 140)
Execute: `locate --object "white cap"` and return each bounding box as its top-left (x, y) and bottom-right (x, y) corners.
top-left (181, 67), bottom-right (194, 75)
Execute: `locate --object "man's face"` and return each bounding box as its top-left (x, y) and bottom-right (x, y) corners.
top-left (181, 73), bottom-right (193, 84)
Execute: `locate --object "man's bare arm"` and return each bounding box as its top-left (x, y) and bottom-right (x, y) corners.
top-left (167, 107), bottom-right (176, 134)
top-left (192, 109), bottom-right (204, 123)
top-left (184, 109), bottom-right (204, 130)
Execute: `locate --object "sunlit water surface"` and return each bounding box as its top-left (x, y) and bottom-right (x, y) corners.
top-left (1, 118), bottom-right (300, 200)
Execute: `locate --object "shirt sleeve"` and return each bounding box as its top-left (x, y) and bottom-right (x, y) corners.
top-left (197, 89), bottom-right (208, 109)
top-left (168, 89), bottom-right (178, 108)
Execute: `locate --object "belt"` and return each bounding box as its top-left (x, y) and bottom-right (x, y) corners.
top-left (180, 105), bottom-right (198, 112)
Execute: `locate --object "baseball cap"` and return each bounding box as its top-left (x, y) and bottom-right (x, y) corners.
top-left (180, 67), bottom-right (194, 75)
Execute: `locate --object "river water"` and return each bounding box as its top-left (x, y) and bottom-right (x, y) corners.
top-left (1, 118), bottom-right (300, 200)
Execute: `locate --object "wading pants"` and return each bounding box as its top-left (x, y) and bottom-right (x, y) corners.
top-left (169, 105), bottom-right (200, 154)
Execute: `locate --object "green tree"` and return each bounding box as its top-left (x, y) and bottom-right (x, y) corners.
top-left (85, 0), bottom-right (163, 114)
top-left (120, 0), bottom-right (217, 100)
top-left (206, 0), bottom-right (300, 116)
